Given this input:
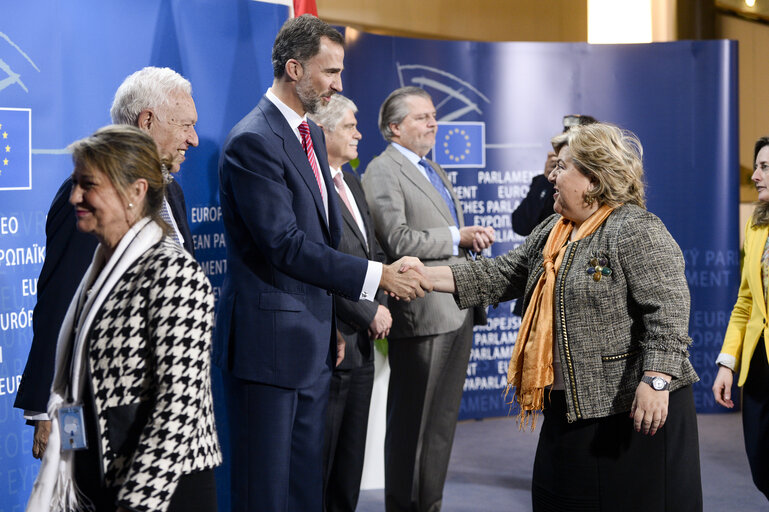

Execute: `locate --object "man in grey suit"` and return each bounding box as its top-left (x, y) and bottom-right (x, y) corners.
top-left (361, 86), bottom-right (495, 512)
top-left (309, 94), bottom-right (391, 512)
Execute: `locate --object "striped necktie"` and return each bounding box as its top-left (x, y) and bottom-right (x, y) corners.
top-left (298, 120), bottom-right (325, 201)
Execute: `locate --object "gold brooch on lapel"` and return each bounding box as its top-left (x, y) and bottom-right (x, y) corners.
top-left (587, 256), bottom-right (612, 282)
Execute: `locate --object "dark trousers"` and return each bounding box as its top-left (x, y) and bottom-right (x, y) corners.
top-left (743, 339), bottom-right (769, 501)
top-left (323, 361), bottom-right (375, 512)
top-left (384, 315), bottom-right (474, 512)
top-left (223, 366), bottom-right (331, 512)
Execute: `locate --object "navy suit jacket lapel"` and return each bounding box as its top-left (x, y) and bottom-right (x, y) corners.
top-left (259, 97), bottom-right (339, 245)
top-left (311, 121), bottom-right (344, 248)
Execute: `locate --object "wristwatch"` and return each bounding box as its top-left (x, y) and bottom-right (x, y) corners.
top-left (641, 375), bottom-right (670, 391)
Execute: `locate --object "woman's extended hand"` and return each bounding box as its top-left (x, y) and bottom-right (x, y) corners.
top-left (396, 256), bottom-right (425, 275)
top-left (630, 373), bottom-right (670, 435)
top-left (712, 365), bottom-right (735, 408)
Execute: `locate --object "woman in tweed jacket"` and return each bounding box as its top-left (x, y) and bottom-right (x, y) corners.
top-left (27, 126), bottom-right (221, 512)
top-left (406, 123), bottom-right (701, 511)
top-left (713, 136), bottom-right (769, 501)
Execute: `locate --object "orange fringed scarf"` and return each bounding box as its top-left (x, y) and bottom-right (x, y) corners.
top-left (506, 204), bottom-right (616, 429)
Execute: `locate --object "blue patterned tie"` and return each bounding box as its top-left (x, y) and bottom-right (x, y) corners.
top-left (419, 159), bottom-right (459, 227)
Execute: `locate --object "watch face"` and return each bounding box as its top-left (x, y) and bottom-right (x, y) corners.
top-left (652, 377), bottom-right (665, 390)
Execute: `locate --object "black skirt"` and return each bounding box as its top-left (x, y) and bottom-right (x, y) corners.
top-left (532, 386), bottom-right (702, 512)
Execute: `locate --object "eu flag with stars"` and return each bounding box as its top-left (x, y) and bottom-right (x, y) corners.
top-left (432, 122), bottom-right (485, 168)
top-left (0, 108), bottom-right (32, 190)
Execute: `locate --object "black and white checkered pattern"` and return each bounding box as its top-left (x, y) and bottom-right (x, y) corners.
top-left (86, 238), bottom-right (221, 512)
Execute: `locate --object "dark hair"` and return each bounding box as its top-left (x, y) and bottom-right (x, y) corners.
top-left (752, 136), bottom-right (769, 226)
top-left (552, 114), bottom-right (599, 153)
top-left (562, 114), bottom-right (598, 132)
top-left (70, 125), bottom-right (170, 233)
top-left (754, 136), bottom-right (769, 165)
top-left (378, 86), bottom-right (432, 142)
top-left (272, 14), bottom-right (345, 79)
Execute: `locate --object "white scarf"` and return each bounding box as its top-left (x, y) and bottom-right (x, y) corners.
top-left (26, 218), bottom-right (162, 512)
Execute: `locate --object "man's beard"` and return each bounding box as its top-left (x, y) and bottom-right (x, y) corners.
top-left (296, 77), bottom-right (322, 114)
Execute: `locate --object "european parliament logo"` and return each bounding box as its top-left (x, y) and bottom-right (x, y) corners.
top-left (0, 108), bottom-right (31, 191)
top-left (432, 122), bottom-right (485, 169)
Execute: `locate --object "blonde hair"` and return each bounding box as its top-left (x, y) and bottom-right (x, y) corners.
top-left (551, 132), bottom-right (569, 153)
top-left (567, 123), bottom-right (646, 209)
top-left (70, 125), bottom-right (170, 233)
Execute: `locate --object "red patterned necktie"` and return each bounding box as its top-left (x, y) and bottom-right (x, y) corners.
top-left (298, 121), bottom-right (324, 200)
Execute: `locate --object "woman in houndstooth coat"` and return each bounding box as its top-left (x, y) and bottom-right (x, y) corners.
top-left (27, 125), bottom-right (221, 512)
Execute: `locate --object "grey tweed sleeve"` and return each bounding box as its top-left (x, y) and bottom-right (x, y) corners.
top-left (449, 222), bottom-right (548, 309)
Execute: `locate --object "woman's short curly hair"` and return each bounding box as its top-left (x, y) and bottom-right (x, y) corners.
top-left (567, 123), bottom-right (646, 209)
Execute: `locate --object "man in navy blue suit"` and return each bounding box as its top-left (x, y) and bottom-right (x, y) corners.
top-left (215, 15), bottom-right (429, 512)
top-left (15, 66), bottom-right (199, 459)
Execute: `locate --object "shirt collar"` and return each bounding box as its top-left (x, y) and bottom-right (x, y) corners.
top-left (391, 142), bottom-right (423, 169)
top-left (266, 88), bottom-right (306, 135)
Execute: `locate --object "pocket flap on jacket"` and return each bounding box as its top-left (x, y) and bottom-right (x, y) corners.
top-left (106, 401), bottom-right (152, 457)
top-left (259, 291), bottom-right (305, 312)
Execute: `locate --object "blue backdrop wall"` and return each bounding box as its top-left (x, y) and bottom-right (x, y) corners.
top-left (341, 33), bottom-right (740, 420)
top-left (0, 3), bottom-right (739, 509)
top-left (0, 2), bottom-right (288, 509)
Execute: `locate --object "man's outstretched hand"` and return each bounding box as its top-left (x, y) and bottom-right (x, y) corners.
top-left (380, 257), bottom-right (432, 301)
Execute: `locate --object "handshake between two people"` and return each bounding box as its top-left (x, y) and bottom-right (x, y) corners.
top-left (379, 226), bottom-right (495, 301)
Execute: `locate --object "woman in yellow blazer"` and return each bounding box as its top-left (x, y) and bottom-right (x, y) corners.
top-left (713, 136), bottom-right (769, 501)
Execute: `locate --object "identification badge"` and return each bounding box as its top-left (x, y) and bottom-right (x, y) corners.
top-left (58, 405), bottom-right (88, 451)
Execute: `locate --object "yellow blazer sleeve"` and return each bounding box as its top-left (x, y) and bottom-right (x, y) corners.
top-left (721, 220), bottom-right (766, 376)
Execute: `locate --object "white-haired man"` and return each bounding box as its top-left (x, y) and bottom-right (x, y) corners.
top-left (309, 94), bottom-right (391, 512)
top-left (15, 66), bottom-right (199, 460)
